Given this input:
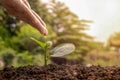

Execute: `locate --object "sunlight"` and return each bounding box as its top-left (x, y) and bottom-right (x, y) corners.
top-left (106, 1), bottom-right (118, 14)
top-left (42, 0), bottom-right (120, 42)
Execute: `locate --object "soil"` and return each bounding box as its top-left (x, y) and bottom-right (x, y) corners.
top-left (0, 64), bottom-right (120, 80)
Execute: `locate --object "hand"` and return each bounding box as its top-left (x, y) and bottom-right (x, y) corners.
top-left (1, 0), bottom-right (48, 35)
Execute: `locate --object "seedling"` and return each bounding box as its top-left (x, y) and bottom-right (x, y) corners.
top-left (31, 37), bottom-right (75, 66)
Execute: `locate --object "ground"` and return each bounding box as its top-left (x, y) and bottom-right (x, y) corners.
top-left (0, 64), bottom-right (120, 80)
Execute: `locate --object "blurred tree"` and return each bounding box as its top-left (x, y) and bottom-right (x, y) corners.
top-left (84, 50), bottom-right (120, 66)
top-left (0, 4), bottom-right (23, 51)
top-left (108, 32), bottom-right (120, 60)
top-left (0, 4), bottom-right (21, 37)
top-left (16, 51), bottom-right (34, 66)
top-left (45, 0), bottom-right (94, 58)
top-left (108, 32), bottom-right (120, 47)
top-left (0, 48), bottom-right (16, 66)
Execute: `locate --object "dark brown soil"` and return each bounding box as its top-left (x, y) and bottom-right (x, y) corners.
top-left (0, 64), bottom-right (120, 80)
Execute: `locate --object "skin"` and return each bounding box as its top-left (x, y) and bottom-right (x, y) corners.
top-left (0, 0), bottom-right (48, 35)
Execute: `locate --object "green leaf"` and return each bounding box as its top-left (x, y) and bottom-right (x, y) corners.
top-left (31, 37), bottom-right (46, 49)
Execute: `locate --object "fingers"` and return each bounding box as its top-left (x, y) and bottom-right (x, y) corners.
top-left (22, 0), bottom-right (31, 9)
top-left (1, 0), bottom-right (48, 35)
top-left (31, 10), bottom-right (48, 35)
top-left (31, 10), bottom-right (46, 28)
top-left (21, 0), bottom-right (48, 35)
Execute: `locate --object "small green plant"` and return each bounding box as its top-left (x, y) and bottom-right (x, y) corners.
top-left (31, 37), bottom-right (75, 66)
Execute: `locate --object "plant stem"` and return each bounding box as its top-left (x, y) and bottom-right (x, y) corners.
top-left (44, 36), bottom-right (47, 66)
top-left (44, 46), bottom-right (47, 66)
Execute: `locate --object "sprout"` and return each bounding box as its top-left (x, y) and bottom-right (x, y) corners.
top-left (31, 37), bottom-right (75, 66)
top-left (46, 41), bottom-right (53, 48)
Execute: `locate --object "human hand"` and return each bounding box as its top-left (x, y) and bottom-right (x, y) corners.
top-left (1, 0), bottom-right (48, 35)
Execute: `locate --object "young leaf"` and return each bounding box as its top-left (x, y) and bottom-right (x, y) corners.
top-left (51, 43), bottom-right (75, 57)
top-left (46, 41), bottom-right (52, 48)
top-left (31, 37), bottom-right (46, 49)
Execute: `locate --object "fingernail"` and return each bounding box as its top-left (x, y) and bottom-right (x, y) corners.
top-left (41, 28), bottom-right (48, 35)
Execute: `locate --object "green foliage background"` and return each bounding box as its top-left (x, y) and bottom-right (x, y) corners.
top-left (0, 0), bottom-right (119, 67)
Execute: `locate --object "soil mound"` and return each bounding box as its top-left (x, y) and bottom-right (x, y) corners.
top-left (0, 64), bottom-right (120, 80)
